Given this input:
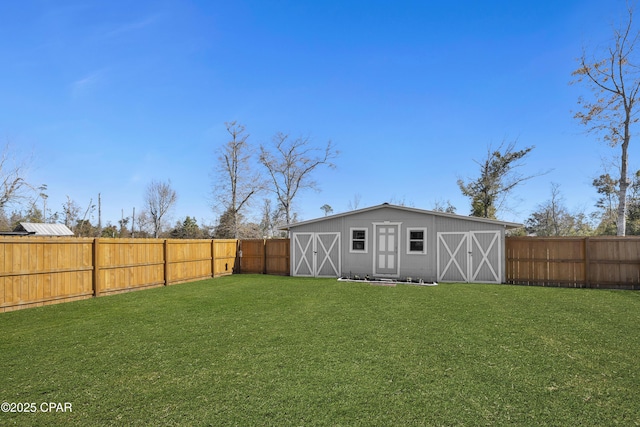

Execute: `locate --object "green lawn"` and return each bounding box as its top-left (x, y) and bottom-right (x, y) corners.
top-left (1, 275), bottom-right (639, 426)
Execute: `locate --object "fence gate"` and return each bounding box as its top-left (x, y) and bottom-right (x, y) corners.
top-left (292, 232), bottom-right (341, 277)
top-left (437, 231), bottom-right (502, 283)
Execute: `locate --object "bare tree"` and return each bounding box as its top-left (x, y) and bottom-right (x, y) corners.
top-left (0, 142), bottom-right (33, 210)
top-left (134, 210), bottom-right (153, 238)
top-left (144, 179), bottom-right (177, 238)
top-left (57, 196), bottom-right (96, 235)
top-left (347, 193), bottom-right (362, 211)
top-left (259, 198), bottom-right (275, 238)
top-left (213, 121), bottom-right (264, 238)
top-left (572, 5), bottom-right (640, 235)
top-left (432, 198), bottom-right (457, 214)
top-left (387, 195), bottom-right (414, 207)
top-left (259, 198), bottom-right (286, 238)
top-left (76, 198), bottom-right (96, 237)
top-left (62, 196), bottom-right (81, 229)
top-left (525, 183), bottom-right (593, 236)
top-left (529, 183), bottom-right (564, 236)
top-left (259, 133), bottom-right (338, 225)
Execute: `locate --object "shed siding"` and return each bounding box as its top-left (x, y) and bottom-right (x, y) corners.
top-left (288, 205), bottom-right (516, 282)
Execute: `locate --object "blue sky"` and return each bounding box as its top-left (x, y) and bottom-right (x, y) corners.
top-left (0, 0), bottom-right (635, 228)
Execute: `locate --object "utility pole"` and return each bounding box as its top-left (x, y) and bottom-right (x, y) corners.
top-left (131, 207), bottom-right (135, 238)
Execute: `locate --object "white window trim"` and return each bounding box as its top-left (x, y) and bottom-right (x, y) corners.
top-left (349, 227), bottom-right (368, 253)
top-left (406, 227), bottom-right (427, 255)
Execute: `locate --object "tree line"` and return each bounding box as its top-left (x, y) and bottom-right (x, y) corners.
top-left (0, 123), bottom-right (338, 239)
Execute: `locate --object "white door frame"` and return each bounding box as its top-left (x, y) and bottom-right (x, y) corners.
top-left (373, 222), bottom-right (401, 277)
top-left (437, 230), bottom-right (502, 283)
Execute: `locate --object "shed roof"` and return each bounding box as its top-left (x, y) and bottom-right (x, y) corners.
top-left (15, 222), bottom-right (74, 236)
top-left (282, 203), bottom-right (523, 230)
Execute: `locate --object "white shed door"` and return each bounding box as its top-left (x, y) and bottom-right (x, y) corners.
top-left (437, 231), bottom-right (501, 283)
top-left (292, 233), bottom-right (314, 276)
top-left (374, 223), bottom-right (400, 276)
top-left (437, 232), bottom-right (469, 282)
top-left (292, 232), bottom-right (341, 277)
top-left (469, 230), bottom-right (501, 283)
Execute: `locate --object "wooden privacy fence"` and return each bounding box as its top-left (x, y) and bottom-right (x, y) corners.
top-left (238, 239), bottom-right (290, 275)
top-left (0, 237), bottom-right (290, 313)
top-left (506, 236), bottom-right (640, 289)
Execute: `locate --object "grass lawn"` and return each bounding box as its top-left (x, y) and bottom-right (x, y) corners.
top-left (1, 275), bottom-right (639, 426)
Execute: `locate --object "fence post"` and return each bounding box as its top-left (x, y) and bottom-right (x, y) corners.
top-left (93, 238), bottom-right (100, 297)
top-left (211, 239), bottom-right (216, 278)
top-left (505, 237), bottom-right (510, 284)
top-left (584, 237), bottom-right (590, 288)
top-left (263, 239), bottom-right (267, 275)
top-left (164, 239), bottom-right (169, 286)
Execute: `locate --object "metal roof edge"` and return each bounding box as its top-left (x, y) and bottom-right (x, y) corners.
top-left (281, 203), bottom-right (524, 230)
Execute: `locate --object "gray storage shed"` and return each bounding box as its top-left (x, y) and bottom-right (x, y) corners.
top-left (283, 203), bottom-right (522, 283)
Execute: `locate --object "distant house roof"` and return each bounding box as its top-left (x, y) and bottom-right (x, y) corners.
top-left (13, 222), bottom-right (74, 236)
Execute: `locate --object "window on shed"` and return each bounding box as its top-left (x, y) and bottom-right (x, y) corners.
top-left (350, 228), bottom-right (367, 253)
top-left (407, 228), bottom-right (427, 254)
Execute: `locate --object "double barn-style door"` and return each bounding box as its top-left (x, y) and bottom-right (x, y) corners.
top-left (292, 232), bottom-right (341, 277)
top-left (437, 230), bottom-right (502, 283)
